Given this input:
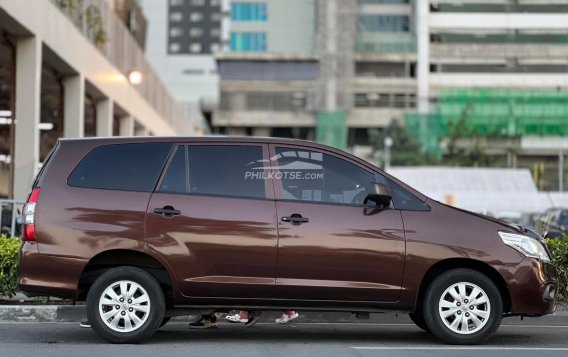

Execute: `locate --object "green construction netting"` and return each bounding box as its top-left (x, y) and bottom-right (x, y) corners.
top-left (316, 111), bottom-right (348, 149)
top-left (405, 88), bottom-right (568, 156)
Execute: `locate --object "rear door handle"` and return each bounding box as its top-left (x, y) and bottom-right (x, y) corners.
top-left (281, 215), bottom-right (309, 225)
top-left (153, 206), bottom-right (181, 217)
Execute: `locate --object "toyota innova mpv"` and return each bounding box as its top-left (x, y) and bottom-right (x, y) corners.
top-left (18, 137), bottom-right (557, 344)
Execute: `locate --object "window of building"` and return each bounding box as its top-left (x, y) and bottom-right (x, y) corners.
top-left (230, 32), bottom-right (267, 52)
top-left (359, 15), bottom-right (409, 32)
top-left (210, 28), bottom-right (221, 37)
top-left (68, 143), bottom-right (173, 192)
top-left (359, 0), bottom-right (409, 3)
top-left (159, 146), bottom-right (188, 194)
top-left (231, 2), bottom-right (268, 21)
top-left (190, 13), bottom-right (203, 22)
top-left (169, 43), bottom-right (181, 52)
top-left (275, 147), bottom-right (377, 206)
top-left (170, 0), bottom-right (184, 5)
top-left (189, 43), bottom-right (202, 53)
top-left (190, 0), bottom-right (205, 5)
top-left (210, 43), bottom-right (220, 52)
top-left (187, 145), bottom-right (266, 199)
top-left (211, 0), bottom-right (221, 6)
top-left (170, 11), bottom-right (183, 21)
top-left (170, 27), bottom-right (183, 37)
top-left (189, 28), bottom-right (203, 37)
top-left (211, 12), bottom-right (222, 22)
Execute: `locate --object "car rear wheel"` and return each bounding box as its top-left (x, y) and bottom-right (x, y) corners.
top-left (86, 267), bottom-right (165, 344)
top-left (423, 268), bottom-right (503, 345)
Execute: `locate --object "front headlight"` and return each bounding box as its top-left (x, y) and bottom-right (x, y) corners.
top-left (498, 232), bottom-right (551, 262)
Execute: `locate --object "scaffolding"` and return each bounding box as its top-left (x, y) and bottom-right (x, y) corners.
top-left (405, 88), bottom-right (568, 155)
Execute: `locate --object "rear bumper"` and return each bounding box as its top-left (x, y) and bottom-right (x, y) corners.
top-left (18, 242), bottom-right (86, 299)
top-left (507, 258), bottom-right (557, 316)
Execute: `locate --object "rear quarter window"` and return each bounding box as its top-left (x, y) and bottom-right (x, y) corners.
top-left (68, 143), bottom-right (172, 192)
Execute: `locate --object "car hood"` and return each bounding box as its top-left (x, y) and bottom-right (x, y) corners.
top-left (435, 200), bottom-right (541, 240)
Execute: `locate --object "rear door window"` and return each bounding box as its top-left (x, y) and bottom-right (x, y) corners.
top-left (68, 143), bottom-right (172, 192)
top-left (187, 145), bottom-right (266, 199)
top-left (159, 146), bottom-right (188, 194)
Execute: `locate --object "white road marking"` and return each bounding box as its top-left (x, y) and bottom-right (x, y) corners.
top-left (352, 346), bottom-right (568, 351)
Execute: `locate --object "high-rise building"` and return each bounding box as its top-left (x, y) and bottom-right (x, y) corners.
top-left (143, 0), bottom-right (222, 132)
top-left (215, 0), bottom-right (568, 182)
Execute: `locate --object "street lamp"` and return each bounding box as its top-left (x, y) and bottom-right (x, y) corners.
top-left (127, 69), bottom-right (143, 85)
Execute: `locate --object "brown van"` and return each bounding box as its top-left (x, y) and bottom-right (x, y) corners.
top-left (18, 137), bottom-right (556, 344)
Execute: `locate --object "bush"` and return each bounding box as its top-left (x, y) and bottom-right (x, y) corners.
top-left (0, 235), bottom-right (20, 298)
top-left (547, 236), bottom-right (568, 301)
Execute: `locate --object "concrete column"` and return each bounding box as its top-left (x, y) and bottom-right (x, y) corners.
top-left (63, 74), bottom-right (85, 138)
top-left (134, 124), bottom-right (149, 136)
top-left (96, 98), bottom-right (113, 137)
top-left (119, 115), bottom-right (134, 136)
top-left (13, 36), bottom-right (42, 201)
top-left (253, 127), bottom-right (270, 137)
top-left (416, 0), bottom-right (430, 115)
top-left (228, 127), bottom-right (246, 136)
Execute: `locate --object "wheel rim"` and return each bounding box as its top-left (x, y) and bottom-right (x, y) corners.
top-left (98, 280), bottom-right (151, 333)
top-left (438, 282), bottom-right (491, 335)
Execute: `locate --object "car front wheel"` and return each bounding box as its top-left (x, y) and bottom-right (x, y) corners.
top-left (86, 267), bottom-right (165, 344)
top-left (423, 268), bottom-right (503, 345)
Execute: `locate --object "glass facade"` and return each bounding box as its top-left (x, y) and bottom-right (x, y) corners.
top-left (231, 2), bottom-right (268, 21)
top-left (359, 15), bottom-right (409, 32)
top-left (230, 32), bottom-right (267, 52)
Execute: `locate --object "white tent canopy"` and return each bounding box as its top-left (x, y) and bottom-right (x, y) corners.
top-left (387, 166), bottom-right (566, 214)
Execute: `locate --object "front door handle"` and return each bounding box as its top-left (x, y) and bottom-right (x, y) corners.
top-left (281, 214), bottom-right (309, 225)
top-left (153, 206), bottom-right (181, 217)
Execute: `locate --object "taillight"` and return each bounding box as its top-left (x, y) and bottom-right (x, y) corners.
top-left (23, 187), bottom-right (41, 241)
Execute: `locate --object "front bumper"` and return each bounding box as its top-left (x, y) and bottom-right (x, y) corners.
top-left (506, 258), bottom-right (557, 316)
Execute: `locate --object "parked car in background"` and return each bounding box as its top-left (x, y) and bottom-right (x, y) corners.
top-left (535, 208), bottom-right (568, 239)
top-left (495, 211), bottom-right (537, 231)
top-left (18, 137), bottom-right (557, 345)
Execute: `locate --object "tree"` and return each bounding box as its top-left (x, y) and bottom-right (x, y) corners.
top-left (368, 120), bottom-right (432, 167)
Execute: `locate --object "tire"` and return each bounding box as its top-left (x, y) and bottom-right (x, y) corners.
top-left (409, 311), bottom-right (429, 332)
top-left (423, 268), bottom-right (503, 345)
top-left (159, 317), bottom-right (171, 328)
top-left (86, 267), bottom-right (165, 344)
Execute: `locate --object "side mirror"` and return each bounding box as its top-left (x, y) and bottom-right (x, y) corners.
top-left (364, 183), bottom-right (392, 207)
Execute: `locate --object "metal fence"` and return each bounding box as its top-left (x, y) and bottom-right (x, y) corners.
top-left (0, 200), bottom-right (24, 238)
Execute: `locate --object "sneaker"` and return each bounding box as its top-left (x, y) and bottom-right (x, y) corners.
top-left (225, 313), bottom-right (249, 323)
top-left (276, 312), bottom-right (299, 324)
top-left (79, 318), bottom-right (91, 328)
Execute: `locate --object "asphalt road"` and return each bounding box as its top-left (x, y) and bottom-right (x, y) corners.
top-left (1, 320), bottom-right (568, 357)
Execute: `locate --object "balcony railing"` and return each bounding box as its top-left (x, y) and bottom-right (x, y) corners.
top-left (49, 0), bottom-right (192, 134)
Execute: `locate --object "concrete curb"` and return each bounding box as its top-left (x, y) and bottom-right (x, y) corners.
top-left (1, 305), bottom-right (568, 325)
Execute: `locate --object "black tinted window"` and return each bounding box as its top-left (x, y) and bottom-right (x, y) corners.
top-left (68, 143), bottom-right (172, 192)
top-left (275, 147), bottom-right (375, 206)
top-left (159, 146), bottom-right (188, 193)
top-left (188, 145), bottom-right (266, 199)
top-left (387, 178), bottom-right (430, 211)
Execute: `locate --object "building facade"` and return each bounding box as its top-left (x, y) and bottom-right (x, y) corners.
top-left (215, 0), bottom-right (568, 172)
top-left (0, 0), bottom-right (194, 200)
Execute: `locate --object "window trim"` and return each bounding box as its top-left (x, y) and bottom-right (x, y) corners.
top-left (155, 142), bottom-right (274, 200)
top-left (269, 143), bottom-right (429, 211)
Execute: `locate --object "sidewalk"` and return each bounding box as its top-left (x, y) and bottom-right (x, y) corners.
top-left (1, 305), bottom-right (567, 325)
